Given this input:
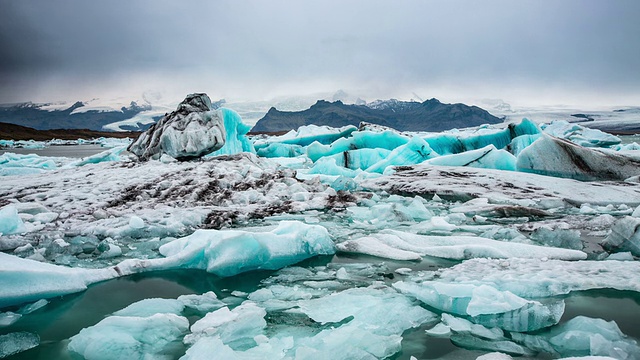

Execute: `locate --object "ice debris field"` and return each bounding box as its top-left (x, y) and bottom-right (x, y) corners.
top-left (1, 98), bottom-right (640, 359)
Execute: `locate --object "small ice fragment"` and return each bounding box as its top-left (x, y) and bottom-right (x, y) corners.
top-left (0, 332), bottom-right (39, 357)
top-left (395, 268), bottom-right (413, 275)
top-left (0, 312), bottom-right (21, 327)
top-left (18, 299), bottom-right (49, 315)
top-left (128, 216), bottom-right (145, 229)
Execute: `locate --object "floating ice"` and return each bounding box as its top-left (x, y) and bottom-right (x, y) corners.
top-left (183, 285), bottom-right (435, 360)
top-left (516, 134), bottom-right (640, 181)
top-left (115, 221), bottom-right (335, 277)
top-left (0, 332), bottom-right (40, 358)
top-left (423, 119), bottom-right (539, 155)
top-left (66, 145), bottom-right (126, 167)
top-left (511, 316), bottom-right (640, 359)
top-left (364, 136), bottom-right (437, 173)
top-left (128, 93), bottom-right (226, 161)
top-left (541, 120), bottom-right (621, 148)
top-left (0, 205), bottom-right (27, 235)
top-left (253, 124), bottom-right (357, 150)
top-left (601, 216), bottom-right (640, 256)
top-left (0, 312), bottom-right (21, 327)
top-left (184, 302), bottom-right (266, 347)
top-left (417, 258), bottom-right (640, 298)
top-left (365, 164), bottom-right (640, 207)
top-left (394, 281), bottom-right (564, 332)
top-left (426, 145), bottom-right (516, 171)
top-left (207, 108), bottom-right (255, 156)
top-left (440, 314), bottom-right (535, 356)
top-left (336, 229), bottom-right (586, 261)
top-left (307, 130), bottom-right (410, 162)
top-left (112, 298), bottom-right (185, 317)
top-left (0, 252), bottom-right (116, 308)
top-left (0, 152), bottom-right (58, 176)
top-left (68, 312), bottom-right (189, 360)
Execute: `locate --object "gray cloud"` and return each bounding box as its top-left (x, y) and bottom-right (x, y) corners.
top-left (1, 0), bottom-right (639, 106)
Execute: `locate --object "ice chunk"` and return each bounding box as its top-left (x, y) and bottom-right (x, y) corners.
top-left (128, 215), bottom-right (145, 229)
top-left (417, 258), bottom-right (640, 298)
top-left (541, 120), bottom-right (621, 148)
top-left (476, 352), bottom-right (513, 360)
top-left (297, 287), bottom-right (437, 332)
top-left (0, 332), bottom-right (39, 358)
top-left (67, 146), bottom-right (126, 167)
top-left (530, 225), bottom-right (583, 250)
top-left (253, 124), bottom-right (357, 150)
top-left (0, 312), bottom-right (21, 327)
top-left (0, 205), bottom-right (27, 235)
top-left (306, 130), bottom-right (410, 162)
top-left (508, 134), bottom-right (540, 156)
top-left (325, 148), bottom-right (391, 170)
top-left (0, 252), bottom-right (116, 308)
top-left (516, 134), bottom-right (640, 181)
top-left (115, 221), bottom-right (335, 277)
top-left (336, 230), bottom-right (586, 261)
top-left (427, 145), bottom-right (516, 171)
top-left (256, 143), bottom-right (304, 158)
top-left (365, 136), bottom-right (437, 173)
top-left (440, 314), bottom-right (535, 356)
top-left (394, 281), bottom-right (564, 332)
top-left (0, 152), bottom-right (58, 176)
top-left (207, 108), bottom-right (255, 156)
top-left (18, 299), bottom-right (49, 314)
top-left (423, 119), bottom-right (540, 156)
top-left (68, 313), bottom-right (189, 360)
top-left (601, 216), bottom-right (640, 256)
top-left (178, 292), bottom-right (225, 313)
top-left (511, 316), bottom-right (640, 359)
top-left (128, 93), bottom-right (226, 161)
top-left (184, 302), bottom-right (266, 347)
top-left (112, 298), bottom-right (185, 317)
top-left (605, 252), bottom-right (634, 261)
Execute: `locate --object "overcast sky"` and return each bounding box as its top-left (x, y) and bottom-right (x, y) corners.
top-left (1, 0), bottom-right (639, 107)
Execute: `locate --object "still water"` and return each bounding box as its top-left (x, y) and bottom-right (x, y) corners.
top-left (0, 145), bottom-right (111, 159)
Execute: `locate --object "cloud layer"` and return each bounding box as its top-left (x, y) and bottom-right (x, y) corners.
top-left (1, 0), bottom-right (639, 106)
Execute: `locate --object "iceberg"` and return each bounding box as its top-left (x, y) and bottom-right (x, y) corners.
top-left (423, 119), bottom-right (540, 155)
top-left (364, 136), bottom-right (437, 173)
top-left (364, 163), bottom-right (640, 207)
top-left (128, 93), bottom-right (226, 161)
top-left (541, 120), bottom-right (621, 148)
top-left (207, 108), bottom-right (255, 156)
top-left (516, 134), bottom-right (640, 181)
top-left (426, 145), bottom-right (516, 171)
top-left (510, 316), bottom-right (640, 359)
top-left (336, 229), bottom-right (587, 261)
top-left (66, 145), bottom-right (126, 167)
top-left (68, 311), bottom-right (189, 360)
top-left (415, 258), bottom-right (640, 298)
top-left (115, 221), bottom-right (335, 277)
top-left (0, 152), bottom-right (59, 176)
top-left (394, 281), bottom-right (564, 332)
top-left (0, 205), bottom-right (27, 235)
top-left (601, 216), bottom-right (640, 256)
top-left (306, 130), bottom-right (410, 162)
top-left (0, 252), bottom-right (116, 308)
top-left (0, 332), bottom-right (40, 358)
top-left (439, 314), bottom-right (536, 356)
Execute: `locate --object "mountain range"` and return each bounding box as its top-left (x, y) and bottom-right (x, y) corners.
top-left (0, 101), bottom-right (155, 131)
top-left (251, 98), bottom-right (503, 132)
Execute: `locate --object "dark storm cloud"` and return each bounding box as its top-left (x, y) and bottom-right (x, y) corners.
top-left (1, 0), bottom-right (639, 104)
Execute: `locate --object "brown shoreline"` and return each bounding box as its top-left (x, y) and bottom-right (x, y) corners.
top-left (0, 122), bottom-right (141, 141)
